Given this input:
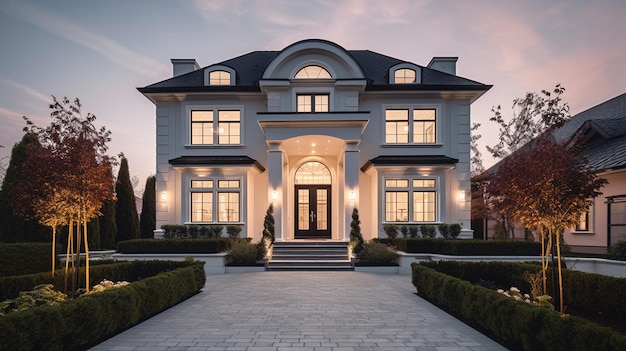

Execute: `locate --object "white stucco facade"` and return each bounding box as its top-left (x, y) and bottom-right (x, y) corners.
top-left (140, 39), bottom-right (490, 242)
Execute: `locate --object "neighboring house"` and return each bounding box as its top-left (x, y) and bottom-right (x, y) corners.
top-left (138, 39), bottom-right (491, 242)
top-left (476, 93), bottom-right (626, 254)
top-left (556, 93), bottom-right (626, 254)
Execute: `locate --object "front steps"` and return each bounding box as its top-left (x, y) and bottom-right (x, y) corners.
top-left (266, 241), bottom-right (353, 271)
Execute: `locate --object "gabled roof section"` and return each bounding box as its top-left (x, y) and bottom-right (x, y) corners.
top-left (137, 39), bottom-right (491, 95)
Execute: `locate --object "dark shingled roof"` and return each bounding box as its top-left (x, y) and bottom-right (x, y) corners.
top-left (481, 93), bottom-right (626, 178)
top-left (169, 156), bottom-right (265, 172)
top-left (138, 40), bottom-right (490, 93)
top-left (361, 155), bottom-right (458, 172)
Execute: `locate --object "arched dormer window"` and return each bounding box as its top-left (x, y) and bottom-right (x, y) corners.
top-left (394, 69), bottom-right (416, 84)
top-left (204, 66), bottom-right (236, 86)
top-left (209, 70), bottom-right (231, 85)
top-left (389, 64), bottom-right (421, 84)
top-left (294, 65), bottom-right (332, 79)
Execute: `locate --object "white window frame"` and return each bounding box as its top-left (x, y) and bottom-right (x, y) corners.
top-left (186, 105), bottom-right (244, 147)
top-left (574, 204), bottom-right (594, 233)
top-left (383, 105), bottom-right (440, 145)
top-left (389, 63), bottom-right (421, 84)
top-left (204, 66), bottom-right (236, 86)
top-left (292, 87), bottom-right (334, 113)
top-left (382, 176), bottom-right (440, 223)
top-left (188, 177), bottom-right (242, 224)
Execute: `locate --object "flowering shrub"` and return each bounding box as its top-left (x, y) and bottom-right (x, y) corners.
top-left (84, 279), bottom-right (130, 295)
top-left (497, 286), bottom-right (554, 310)
top-left (0, 284), bottom-right (67, 316)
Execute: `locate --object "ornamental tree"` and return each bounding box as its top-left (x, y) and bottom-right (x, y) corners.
top-left (15, 97), bottom-right (116, 293)
top-left (485, 134), bottom-right (606, 314)
top-left (115, 156), bottom-right (140, 242)
top-left (139, 175), bottom-right (156, 239)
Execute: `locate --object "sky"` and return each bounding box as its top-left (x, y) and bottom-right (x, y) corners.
top-left (1, 0), bottom-right (625, 189)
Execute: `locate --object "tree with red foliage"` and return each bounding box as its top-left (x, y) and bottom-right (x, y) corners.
top-left (486, 134), bottom-right (606, 314)
top-left (14, 97), bottom-right (116, 294)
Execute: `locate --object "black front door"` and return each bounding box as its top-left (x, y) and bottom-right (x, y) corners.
top-left (295, 185), bottom-right (331, 239)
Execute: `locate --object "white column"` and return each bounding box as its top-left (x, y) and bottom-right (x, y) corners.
top-left (267, 142), bottom-right (284, 241)
top-left (343, 142), bottom-right (360, 241)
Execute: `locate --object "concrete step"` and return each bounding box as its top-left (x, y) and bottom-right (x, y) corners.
top-left (267, 240), bottom-right (352, 271)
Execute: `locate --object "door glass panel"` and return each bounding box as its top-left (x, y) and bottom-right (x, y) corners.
top-left (316, 189), bottom-right (327, 230)
top-left (298, 189), bottom-right (309, 230)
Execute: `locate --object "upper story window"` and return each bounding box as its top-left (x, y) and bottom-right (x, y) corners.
top-left (209, 70), bottom-right (231, 85)
top-left (394, 69), bottom-right (416, 84)
top-left (297, 94), bottom-right (329, 112)
top-left (385, 108), bottom-right (437, 144)
top-left (294, 65), bottom-right (332, 79)
top-left (190, 109), bottom-right (241, 145)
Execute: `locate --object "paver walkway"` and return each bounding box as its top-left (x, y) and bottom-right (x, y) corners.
top-left (89, 272), bottom-right (507, 351)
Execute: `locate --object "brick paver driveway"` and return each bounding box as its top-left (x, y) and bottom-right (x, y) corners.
top-left (90, 271), bottom-right (507, 351)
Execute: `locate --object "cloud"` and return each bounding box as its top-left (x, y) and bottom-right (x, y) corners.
top-left (0, 79), bottom-right (51, 105)
top-left (6, 2), bottom-right (169, 79)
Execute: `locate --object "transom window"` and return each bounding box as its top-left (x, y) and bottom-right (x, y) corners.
top-left (209, 70), bottom-right (231, 85)
top-left (294, 65), bottom-right (332, 79)
top-left (394, 69), bottom-right (416, 84)
top-left (385, 108), bottom-right (436, 144)
top-left (191, 109), bottom-right (241, 145)
top-left (385, 178), bottom-right (437, 222)
top-left (190, 179), bottom-right (240, 223)
top-left (297, 94), bottom-right (329, 112)
top-left (295, 162), bottom-right (331, 184)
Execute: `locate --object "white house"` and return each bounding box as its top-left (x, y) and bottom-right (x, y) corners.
top-left (138, 39), bottom-right (491, 243)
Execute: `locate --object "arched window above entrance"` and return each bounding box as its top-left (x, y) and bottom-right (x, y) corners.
top-left (295, 161), bottom-right (331, 184)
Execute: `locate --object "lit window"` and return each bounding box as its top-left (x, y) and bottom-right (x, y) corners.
top-left (385, 110), bottom-right (409, 143)
top-left (209, 70), bottom-right (231, 85)
top-left (297, 94), bottom-right (329, 112)
top-left (190, 109), bottom-right (241, 145)
top-left (394, 69), bottom-right (416, 84)
top-left (576, 211), bottom-right (590, 231)
top-left (294, 65), bottom-right (332, 79)
top-left (190, 179), bottom-right (241, 223)
top-left (295, 162), bottom-right (331, 184)
top-left (385, 108), bottom-right (436, 144)
top-left (191, 110), bottom-right (213, 145)
top-left (385, 178), bottom-right (437, 222)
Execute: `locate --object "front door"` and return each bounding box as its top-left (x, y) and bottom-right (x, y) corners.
top-left (295, 185), bottom-right (331, 239)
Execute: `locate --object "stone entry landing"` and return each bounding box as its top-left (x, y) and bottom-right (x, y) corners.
top-left (267, 241), bottom-right (352, 271)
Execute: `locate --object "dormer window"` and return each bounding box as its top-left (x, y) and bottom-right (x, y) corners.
top-left (294, 65), bottom-right (332, 79)
top-left (209, 70), bottom-right (231, 85)
top-left (394, 69), bottom-right (416, 84)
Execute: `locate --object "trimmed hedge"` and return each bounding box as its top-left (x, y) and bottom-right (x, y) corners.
top-left (420, 261), bottom-right (626, 320)
top-left (116, 238), bottom-right (250, 254)
top-left (391, 238), bottom-right (541, 256)
top-left (0, 243), bottom-right (58, 277)
top-left (412, 263), bottom-right (626, 351)
top-left (0, 260), bottom-right (196, 301)
top-left (0, 260), bottom-right (206, 351)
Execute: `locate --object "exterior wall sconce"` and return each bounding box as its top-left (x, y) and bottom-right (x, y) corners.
top-left (271, 190), bottom-right (279, 201)
top-left (160, 191), bottom-right (167, 202)
top-left (349, 190), bottom-right (356, 201)
top-left (459, 190), bottom-right (469, 201)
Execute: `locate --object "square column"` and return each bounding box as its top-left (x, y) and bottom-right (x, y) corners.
top-left (267, 142), bottom-right (284, 241)
top-left (343, 142), bottom-right (360, 241)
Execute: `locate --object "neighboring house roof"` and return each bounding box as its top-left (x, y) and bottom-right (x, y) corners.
top-left (138, 39), bottom-right (491, 94)
top-left (479, 92), bottom-right (626, 179)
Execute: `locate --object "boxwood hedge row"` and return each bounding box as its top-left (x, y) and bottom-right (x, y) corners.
top-left (411, 263), bottom-right (626, 351)
top-left (390, 238), bottom-right (542, 255)
top-left (0, 260), bottom-right (196, 302)
top-left (116, 238), bottom-right (250, 254)
top-left (420, 261), bottom-right (626, 320)
top-left (0, 260), bottom-right (206, 351)
top-left (0, 243), bottom-right (58, 277)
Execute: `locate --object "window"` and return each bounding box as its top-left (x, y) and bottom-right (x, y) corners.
top-left (190, 109), bottom-right (240, 145)
top-left (190, 179), bottom-right (240, 223)
top-left (385, 108), bottom-right (436, 144)
top-left (297, 94), bottom-right (329, 112)
top-left (394, 69), bottom-right (416, 84)
top-left (385, 178), bottom-right (437, 222)
top-left (209, 70), bottom-right (231, 85)
top-left (575, 210), bottom-right (590, 231)
top-left (294, 65), bottom-right (332, 79)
